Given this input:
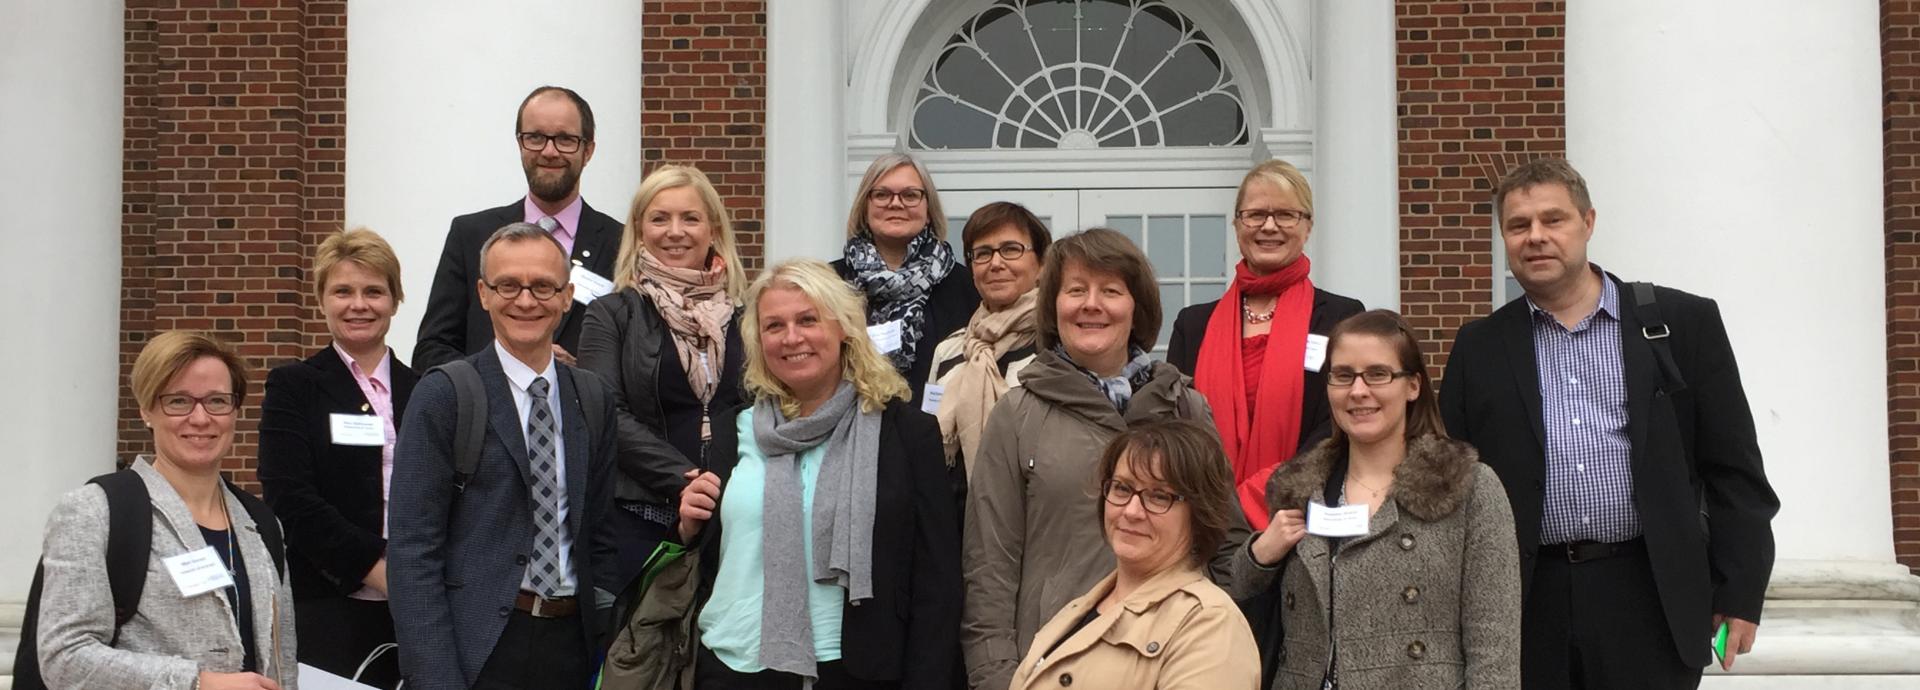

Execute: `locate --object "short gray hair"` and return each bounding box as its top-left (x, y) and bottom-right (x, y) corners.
top-left (478, 222), bottom-right (570, 278)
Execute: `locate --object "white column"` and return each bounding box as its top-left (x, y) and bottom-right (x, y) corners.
top-left (765, 0), bottom-right (849, 264)
top-left (1568, 2), bottom-right (1918, 684)
top-left (346, 0), bottom-right (646, 363)
top-left (0, 0), bottom-right (123, 616)
top-left (1311, 0), bottom-right (1400, 310)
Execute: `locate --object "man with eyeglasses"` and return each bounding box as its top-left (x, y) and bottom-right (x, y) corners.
top-left (1438, 159), bottom-right (1777, 689)
top-left (415, 85), bottom-right (623, 372)
top-left (390, 223), bottom-right (619, 690)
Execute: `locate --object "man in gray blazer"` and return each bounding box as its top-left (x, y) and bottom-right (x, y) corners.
top-left (390, 223), bottom-right (618, 689)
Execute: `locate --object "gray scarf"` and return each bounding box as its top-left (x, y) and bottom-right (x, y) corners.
top-left (751, 380), bottom-right (882, 680)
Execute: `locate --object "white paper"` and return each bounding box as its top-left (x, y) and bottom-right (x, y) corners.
top-left (298, 663), bottom-right (379, 690)
top-left (868, 319), bottom-right (904, 354)
top-left (329, 413), bottom-right (386, 447)
top-left (162, 546), bottom-right (235, 597)
top-left (1304, 333), bottom-right (1329, 373)
top-left (1306, 501), bottom-right (1370, 538)
top-left (921, 384), bottom-right (945, 415)
top-left (570, 265), bottom-right (615, 305)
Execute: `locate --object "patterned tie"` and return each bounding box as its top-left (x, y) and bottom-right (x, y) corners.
top-left (525, 377), bottom-right (567, 597)
top-left (536, 215), bottom-right (558, 233)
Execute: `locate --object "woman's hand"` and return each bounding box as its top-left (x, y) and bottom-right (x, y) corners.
top-left (1250, 509), bottom-right (1306, 567)
top-left (363, 557), bottom-right (388, 595)
top-left (196, 671), bottom-right (282, 690)
top-left (677, 469), bottom-right (724, 543)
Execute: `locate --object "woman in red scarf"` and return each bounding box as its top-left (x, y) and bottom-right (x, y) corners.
top-left (1167, 159), bottom-right (1363, 531)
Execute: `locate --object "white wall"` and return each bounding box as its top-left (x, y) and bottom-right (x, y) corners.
top-left (1567, 1), bottom-right (1889, 561)
top-left (0, 0), bottom-right (124, 599)
top-left (765, 0), bottom-right (849, 264)
top-left (346, 0), bottom-right (646, 363)
top-left (1311, 0), bottom-right (1400, 310)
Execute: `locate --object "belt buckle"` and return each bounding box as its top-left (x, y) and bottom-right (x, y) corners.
top-left (1564, 541), bottom-right (1609, 564)
top-left (529, 595), bottom-right (553, 617)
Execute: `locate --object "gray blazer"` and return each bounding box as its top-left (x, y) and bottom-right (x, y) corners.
top-left (36, 458), bottom-right (298, 690)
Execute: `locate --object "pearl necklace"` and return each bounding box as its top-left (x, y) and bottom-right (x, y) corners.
top-left (1242, 299), bottom-right (1277, 324)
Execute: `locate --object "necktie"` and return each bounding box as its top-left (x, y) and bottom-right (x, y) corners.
top-left (525, 377), bottom-right (567, 596)
top-left (537, 216), bottom-right (558, 233)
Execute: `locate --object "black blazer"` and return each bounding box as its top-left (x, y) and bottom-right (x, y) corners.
top-left (258, 345), bottom-right (419, 601)
top-left (693, 400), bottom-right (961, 687)
top-left (1165, 287), bottom-right (1365, 455)
top-left (830, 258), bottom-right (981, 396)
top-left (413, 198), bottom-right (624, 371)
top-left (1439, 274), bottom-right (1778, 668)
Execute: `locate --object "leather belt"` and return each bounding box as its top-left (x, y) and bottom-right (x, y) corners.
top-left (514, 591), bottom-right (579, 618)
top-left (1541, 537), bottom-right (1644, 564)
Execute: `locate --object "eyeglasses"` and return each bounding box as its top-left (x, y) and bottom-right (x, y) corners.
top-left (1327, 368), bottom-right (1415, 387)
top-left (1102, 480), bottom-right (1184, 515)
top-left (483, 280), bottom-right (567, 301)
top-left (867, 188), bottom-right (927, 208)
top-left (518, 131), bottom-right (586, 154)
top-left (156, 393), bottom-right (237, 417)
top-left (1235, 208), bottom-right (1312, 229)
top-left (967, 242), bottom-right (1030, 265)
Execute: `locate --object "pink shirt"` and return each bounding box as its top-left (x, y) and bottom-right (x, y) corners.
top-left (333, 342), bottom-right (395, 602)
top-left (524, 194), bottom-right (584, 257)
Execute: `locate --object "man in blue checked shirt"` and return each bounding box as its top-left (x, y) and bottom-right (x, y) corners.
top-left (1439, 158), bottom-right (1779, 690)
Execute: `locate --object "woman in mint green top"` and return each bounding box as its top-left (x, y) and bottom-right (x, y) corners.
top-left (674, 258), bottom-right (961, 689)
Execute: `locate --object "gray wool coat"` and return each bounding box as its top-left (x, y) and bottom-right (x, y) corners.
top-left (36, 458), bottom-right (298, 690)
top-left (1231, 435), bottom-right (1521, 690)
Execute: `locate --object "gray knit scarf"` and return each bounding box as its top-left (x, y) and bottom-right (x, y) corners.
top-left (751, 380), bottom-right (882, 680)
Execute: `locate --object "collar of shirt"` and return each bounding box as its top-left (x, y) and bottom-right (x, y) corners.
top-left (331, 341), bottom-right (392, 390)
top-left (493, 339), bottom-right (558, 397)
top-left (523, 194), bottom-right (585, 244)
top-left (1525, 263), bottom-right (1619, 330)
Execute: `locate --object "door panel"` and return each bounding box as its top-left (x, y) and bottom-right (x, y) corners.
top-left (1081, 188), bottom-right (1239, 352)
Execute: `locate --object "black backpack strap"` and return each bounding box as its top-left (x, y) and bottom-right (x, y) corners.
top-left (89, 470), bottom-right (152, 631)
top-left (433, 359), bottom-right (489, 491)
top-left (225, 480), bottom-right (285, 578)
top-left (1632, 281), bottom-right (1687, 393)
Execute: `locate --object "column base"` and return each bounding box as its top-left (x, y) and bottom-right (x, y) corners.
top-left (1700, 559), bottom-right (1920, 681)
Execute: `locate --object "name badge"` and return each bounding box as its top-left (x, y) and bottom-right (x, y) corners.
top-left (921, 383), bottom-right (945, 415)
top-left (1304, 333), bottom-right (1329, 373)
top-left (1307, 501), bottom-right (1370, 538)
top-left (867, 319), bottom-right (904, 354)
top-left (330, 413), bottom-right (386, 447)
top-left (570, 265), bottom-right (615, 305)
top-left (162, 546), bottom-right (235, 598)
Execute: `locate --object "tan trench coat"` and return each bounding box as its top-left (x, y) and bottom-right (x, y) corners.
top-left (1010, 567), bottom-right (1260, 690)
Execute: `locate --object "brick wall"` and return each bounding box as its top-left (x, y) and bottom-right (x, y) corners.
top-left (641, 0), bottom-right (768, 271)
top-left (1884, 0), bottom-right (1920, 572)
top-left (1395, 0), bottom-right (1566, 375)
top-left (119, 1), bottom-right (348, 489)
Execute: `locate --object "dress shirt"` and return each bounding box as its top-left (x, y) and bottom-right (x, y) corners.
top-left (492, 341), bottom-right (577, 594)
top-left (523, 194), bottom-right (583, 257)
top-left (1529, 266), bottom-right (1640, 544)
top-left (333, 342), bottom-right (397, 601)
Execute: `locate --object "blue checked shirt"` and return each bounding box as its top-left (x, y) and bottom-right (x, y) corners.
top-left (1530, 269), bottom-right (1641, 544)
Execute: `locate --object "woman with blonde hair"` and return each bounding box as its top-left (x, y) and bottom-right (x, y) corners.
top-left (581, 163), bottom-right (749, 590)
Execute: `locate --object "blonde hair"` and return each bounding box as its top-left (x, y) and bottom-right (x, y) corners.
top-left (844, 153), bottom-right (948, 241)
top-left (313, 228), bottom-right (404, 302)
top-left (741, 259), bottom-right (908, 416)
top-left (614, 164), bottom-right (747, 298)
top-left (1236, 158), bottom-right (1314, 216)
top-left (131, 331), bottom-right (250, 412)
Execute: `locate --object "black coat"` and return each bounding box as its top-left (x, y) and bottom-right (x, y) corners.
top-left (412, 198), bottom-right (624, 371)
top-left (258, 345), bottom-right (419, 600)
top-left (830, 258), bottom-right (981, 396)
top-left (1439, 274), bottom-right (1779, 668)
top-left (1164, 287), bottom-right (1365, 456)
top-left (694, 399), bottom-right (961, 687)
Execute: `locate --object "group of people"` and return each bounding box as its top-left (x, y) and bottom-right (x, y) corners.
top-left (28, 84), bottom-right (1779, 690)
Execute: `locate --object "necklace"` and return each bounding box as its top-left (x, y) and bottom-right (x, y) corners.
top-left (1242, 298), bottom-right (1276, 324)
top-left (1348, 474), bottom-right (1391, 498)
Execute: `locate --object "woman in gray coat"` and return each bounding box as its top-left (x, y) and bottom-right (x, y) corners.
top-left (1233, 310), bottom-right (1520, 689)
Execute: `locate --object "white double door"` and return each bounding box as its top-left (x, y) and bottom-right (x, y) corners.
top-left (943, 188), bottom-right (1239, 352)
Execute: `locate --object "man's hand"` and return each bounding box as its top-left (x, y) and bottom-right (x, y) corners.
top-left (1713, 614), bottom-right (1759, 671)
top-left (552, 344), bottom-right (578, 367)
top-left (363, 557), bottom-right (388, 595)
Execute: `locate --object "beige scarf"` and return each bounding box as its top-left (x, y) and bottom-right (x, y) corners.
top-left (936, 290), bottom-right (1038, 471)
top-left (633, 249), bottom-right (733, 406)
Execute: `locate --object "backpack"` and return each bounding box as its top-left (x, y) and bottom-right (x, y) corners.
top-left (13, 470), bottom-right (285, 690)
top-left (433, 359), bottom-right (608, 491)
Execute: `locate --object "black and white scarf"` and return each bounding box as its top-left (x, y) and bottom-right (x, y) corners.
top-left (842, 229), bottom-right (957, 373)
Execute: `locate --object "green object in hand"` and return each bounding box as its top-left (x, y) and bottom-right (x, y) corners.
top-left (1713, 620), bottom-right (1730, 663)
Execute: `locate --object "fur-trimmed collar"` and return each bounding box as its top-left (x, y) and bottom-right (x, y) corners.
top-left (1265, 434), bottom-right (1483, 522)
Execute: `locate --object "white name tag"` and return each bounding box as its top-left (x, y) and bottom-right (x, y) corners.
top-left (921, 383), bottom-right (945, 415)
top-left (570, 265), bottom-right (615, 305)
top-left (163, 546), bottom-right (235, 598)
top-left (1307, 501), bottom-right (1370, 538)
top-left (867, 319), bottom-right (904, 354)
top-left (1304, 333), bottom-right (1329, 373)
top-left (330, 413), bottom-right (386, 447)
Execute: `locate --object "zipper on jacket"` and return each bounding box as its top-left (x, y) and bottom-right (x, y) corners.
top-left (1323, 543), bottom-right (1339, 689)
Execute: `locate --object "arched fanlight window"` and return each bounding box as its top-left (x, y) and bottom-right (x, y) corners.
top-left (911, 0), bottom-right (1250, 150)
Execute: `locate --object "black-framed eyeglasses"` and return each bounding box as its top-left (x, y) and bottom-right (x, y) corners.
top-left (156, 393), bottom-right (237, 417)
top-left (484, 280), bottom-right (567, 301)
top-left (1235, 208), bottom-right (1312, 229)
top-left (1102, 480), bottom-right (1184, 515)
top-left (518, 131), bottom-right (586, 154)
top-left (1327, 368), bottom-right (1415, 387)
top-left (868, 188), bottom-right (927, 208)
top-left (967, 242), bottom-right (1030, 265)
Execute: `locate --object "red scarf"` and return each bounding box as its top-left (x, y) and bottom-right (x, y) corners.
top-left (1193, 257), bottom-right (1314, 529)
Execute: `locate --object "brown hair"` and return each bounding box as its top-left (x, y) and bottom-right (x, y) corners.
top-left (1095, 420), bottom-right (1237, 569)
top-left (959, 201), bottom-right (1051, 261)
top-left (131, 331), bottom-right (251, 413)
top-left (1325, 309), bottom-right (1447, 444)
top-left (312, 228), bottom-right (405, 303)
top-left (1493, 158), bottom-right (1593, 218)
top-left (1035, 227), bottom-right (1161, 352)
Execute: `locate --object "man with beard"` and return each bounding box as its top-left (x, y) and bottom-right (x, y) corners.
top-left (414, 85), bottom-right (623, 371)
